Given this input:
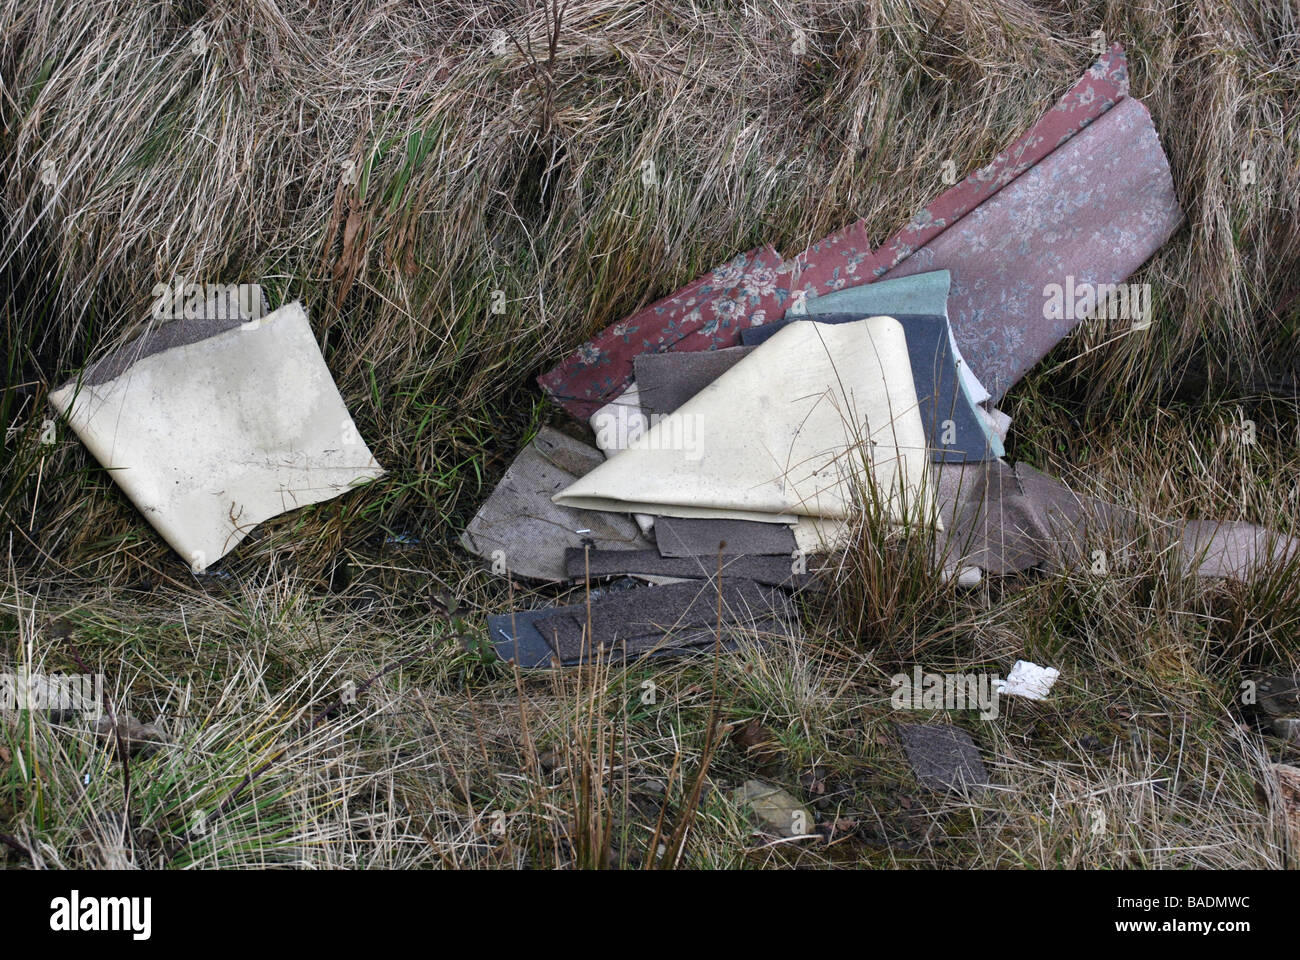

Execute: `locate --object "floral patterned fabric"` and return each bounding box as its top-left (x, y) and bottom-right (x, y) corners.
top-left (817, 42), bottom-right (1183, 398)
top-left (857, 43), bottom-right (1133, 284)
top-left (539, 43), bottom-right (1180, 417)
top-left (877, 95), bottom-right (1183, 397)
top-left (538, 246), bottom-right (788, 419)
top-left (784, 219), bottom-right (875, 308)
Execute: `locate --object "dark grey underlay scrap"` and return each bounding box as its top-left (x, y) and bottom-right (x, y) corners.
top-left (530, 578), bottom-right (796, 664)
top-left (564, 547), bottom-right (814, 589)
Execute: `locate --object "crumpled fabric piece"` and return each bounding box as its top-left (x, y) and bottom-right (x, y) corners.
top-left (538, 245), bottom-right (788, 419)
top-left (486, 578), bottom-right (795, 667)
top-left (49, 301), bottom-right (383, 571)
top-left (460, 426), bottom-right (651, 581)
top-left (742, 313), bottom-right (996, 462)
top-left (554, 318), bottom-right (933, 526)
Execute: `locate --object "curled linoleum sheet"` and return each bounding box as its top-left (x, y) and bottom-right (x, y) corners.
top-left (460, 426), bottom-right (651, 581)
top-left (49, 302), bottom-right (383, 571)
top-left (554, 318), bottom-right (933, 527)
top-left (742, 312), bottom-right (997, 462)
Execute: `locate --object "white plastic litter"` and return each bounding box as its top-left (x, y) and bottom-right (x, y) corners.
top-left (996, 660), bottom-right (1061, 700)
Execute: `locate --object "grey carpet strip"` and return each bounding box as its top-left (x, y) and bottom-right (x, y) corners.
top-left (533, 577), bottom-right (795, 663)
top-left (653, 515), bottom-right (798, 558)
top-left (564, 547), bottom-right (811, 588)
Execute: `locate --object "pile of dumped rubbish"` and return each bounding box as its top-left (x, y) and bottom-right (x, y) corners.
top-left (455, 44), bottom-right (1298, 667)
top-left (48, 47), bottom-right (1298, 673)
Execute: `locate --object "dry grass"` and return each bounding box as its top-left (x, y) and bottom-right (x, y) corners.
top-left (1, 0), bottom-right (1299, 868)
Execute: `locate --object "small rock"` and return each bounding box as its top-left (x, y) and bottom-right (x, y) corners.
top-left (1273, 717), bottom-right (1300, 746)
top-left (732, 779), bottom-right (813, 838)
top-left (94, 714), bottom-right (167, 759)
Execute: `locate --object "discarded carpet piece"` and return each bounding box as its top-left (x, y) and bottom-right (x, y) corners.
top-left (785, 219), bottom-right (874, 304)
top-left (896, 723), bottom-right (990, 792)
top-left (797, 269), bottom-right (951, 319)
top-left (635, 346), bottom-right (856, 551)
top-left (554, 318), bottom-right (933, 526)
top-left (634, 346), bottom-right (754, 419)
top-left (563, 547), bottom-right (813, 589)
top-left (537, 246), bottom-right (789, 419)
top-left (996, 661), bottom-right (1061, 700)
top-left (460, 426), bottom-right (651, 581)
top-left (49, 301), bottom-right (384, 571)
top-left (742, 312), bottom-right (995, 462)
top-left (850, 46), bottom-right (1183, 398)
top-left (531, 578), bottom-right (794, 665)
top-left (653, 515), bottom-right (798, 558)
top-left (483, 606), bottom-right (628, 669)
top-left (934, 460), bottom-right (1126, 578)
top-left (1176, 520), bottom-right (1300, 580)
top-left (793, 269), bottom-right (1000, 448)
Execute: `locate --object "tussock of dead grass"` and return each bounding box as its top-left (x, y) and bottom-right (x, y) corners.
top-left (1, 1), bottom-right (1299, 868)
